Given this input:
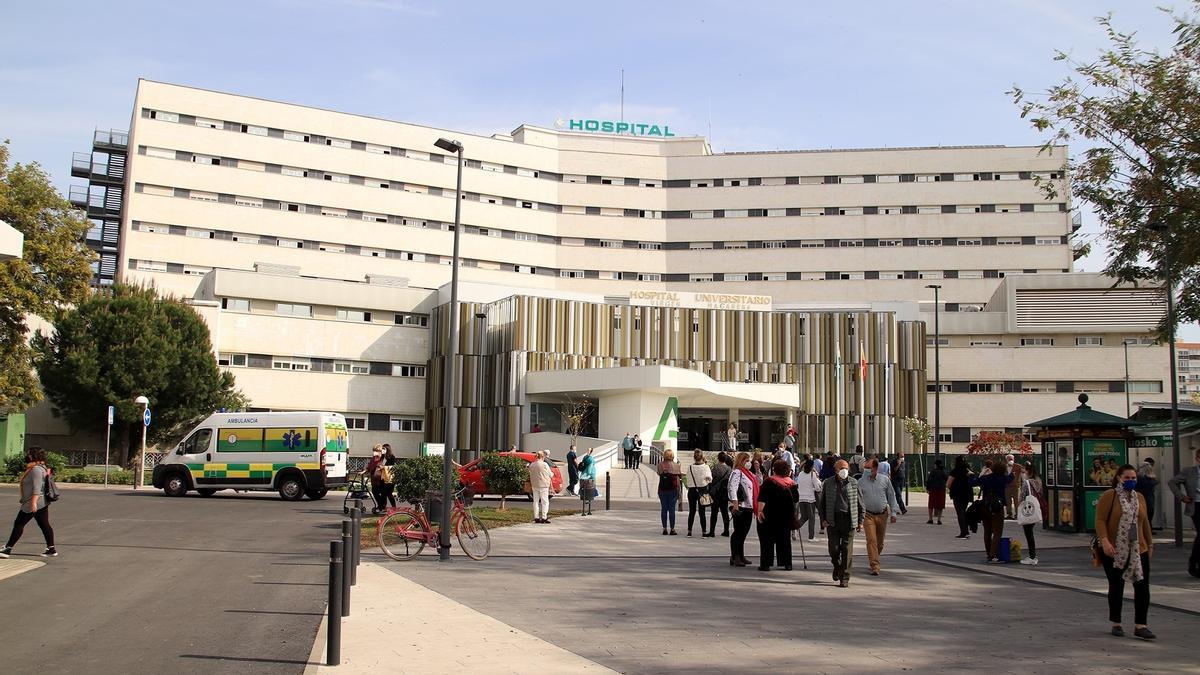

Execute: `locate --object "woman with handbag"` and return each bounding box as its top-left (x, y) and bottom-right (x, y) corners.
top-left (379, 444), bottom-right (398, 509)
top-left (578, 448), bottom-right (597, 516)
top-left (1095, 465), bottom-right (1155, 640)
top-left (685, 449), bottom-right (712, 537)
top-left (656, 449), bottom-right (683, 535)
top-left (706, 452), bottom-right (733, 537)
top-left (365, 444), bottom-right (386, 515)
top-left (727, 451), bottom-right (758, 567)
top-left (756, 459), bottom-right (799, 570)
top-left (970, 459), bottom-right (1013, 563)
top-left (0, 447), bottom-right (57, 559)
top-left (924, 459), bottom-right (948, 525)
top-left (947, 456), bottom-right (975, 539)
top-left (1018, 463), bottom-right (1045, 565)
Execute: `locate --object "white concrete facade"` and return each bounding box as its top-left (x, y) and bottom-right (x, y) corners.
top-left (0, 219), bottom-right (22, 260)
top-left (30, 79), bottom-right (1169, 457)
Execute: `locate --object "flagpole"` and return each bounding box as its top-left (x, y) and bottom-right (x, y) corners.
top-left (834, 319), bottom-right (842, 454)
top-left (858, 331), bottom-right (866, 452)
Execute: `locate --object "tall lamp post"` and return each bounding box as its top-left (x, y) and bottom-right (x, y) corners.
top-left (134, 395), bottom-right (149, 489)
top-left (434, 137), bottom-right (464, 561)
top-left (1148, 222), bottom-right (1183, 547)
top-left (1122, 339), bottom-right (1136, 419)
top-left (925, 285), bottom-right (942, 459)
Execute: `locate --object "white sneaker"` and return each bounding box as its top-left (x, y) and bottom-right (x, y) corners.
top-left (1019, 557), bottom-right (1038, 566)
top-left (0, 547), bottom-right (10, 559)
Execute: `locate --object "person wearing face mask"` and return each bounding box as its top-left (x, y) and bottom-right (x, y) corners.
top-left (857, 458), bottom-right (900, 576)
top-left (727, 451), bottom-right (759, 567)
top-left (365, 444), bottom-right (386, 515)
top-left (818, 459), bottom-right (864, 587)
top-left (1167, 448), bottom-right (1200, 578)
top-left (1095, 465), bottom-right (1155, 640)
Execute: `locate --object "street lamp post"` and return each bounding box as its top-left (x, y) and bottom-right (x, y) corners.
top-left (474, 311), bottom-right (487, 464)
top-left (134, 395), bottom-right (149, 489)
top-left (1148, 222), bottom-right (1183, 548)
top-left (926, 285), bottom-right (942, 459)
top-left (1122, 339), bottom-right (1135, 419)
top-left (434, 137), bottom-right (464, 562)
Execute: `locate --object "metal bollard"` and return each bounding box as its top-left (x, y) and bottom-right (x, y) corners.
top-left (340, 520), bottom-right (353, 617)
top-left (605, 471), bottom-right (611, 511)
top-left (350, 501), bottom-right (361, 586)
top-left (327, 540), bottom-right (342, 666)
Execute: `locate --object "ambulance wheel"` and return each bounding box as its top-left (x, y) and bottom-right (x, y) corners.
top-left (278, 476), bottom-right (305, 501)
top-left (306, 488), bottom-right (328, 500)
top-left (197, 488), bottom-right (218, 497)
top-left (163, 473), bottom-right (189, 497)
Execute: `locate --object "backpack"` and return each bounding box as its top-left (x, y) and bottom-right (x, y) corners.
top-left (44, 469), bottom-right (61, 504)
top-left (658, 471), bottom-right (678, 492)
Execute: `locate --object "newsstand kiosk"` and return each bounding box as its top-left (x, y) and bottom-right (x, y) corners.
top-left (1027, 394), bottom-right (1138, 533)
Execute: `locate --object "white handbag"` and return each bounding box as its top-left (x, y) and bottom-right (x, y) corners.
top-left (1016, 480), bottom-right (1042, 525)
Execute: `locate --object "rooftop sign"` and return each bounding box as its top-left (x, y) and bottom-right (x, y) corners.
top-left (629, 290), bottom-right (773, 312)
top-left (555, 118), bottom-right (675, 137)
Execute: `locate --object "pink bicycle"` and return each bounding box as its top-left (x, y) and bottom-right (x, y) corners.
top-left (376, 487), bottom-right (490, 561)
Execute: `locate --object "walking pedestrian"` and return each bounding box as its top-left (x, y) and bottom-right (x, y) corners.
top-left (529, 450), bottom-right (553, 524)
top-left (632, 434), bottom-right (644, 469)
top-left (756, 459), bottom-right (799, 571)
top-left (621, 433), bottom-right (634, 469)
top-left (972, 459), bottom-right (1013, 562)
top-left (819, 459), bottom-right (863, 587)
top-left (775, 441), bottom-right (796, 476)
top-left (1135, 458), bottom-right (1158, 527)
top-left (1096, 465), bottom-right (1156, 640)
top-left (685, 449), bottom-right (712, 537)
top-left (947, 456), bottom-right (975, 539)
top-left (850, 445), bottom-right (866, 479)
top-left (379, 444), bottom-right (398, 509)
top-left (366, 444), bottom-right (386, 515)
top-left (656, 449), bottom-right (682, 535)
top-left (1019, 463), bottom-right (1044, 566)
top-left (892, 452), bottom-right (908, 515)
top-left (1167, 448), bottom-right (1200, 577)
top-left (924, 459), bottom-right (948, 525)
top-left (578, 448), bottom-right (596, 516)
top-left (1004, 456), bottom-right (1023, 520)
top-left (812, 451), bottom-right (825, 478)
top-left (728, 451), bottom-right (758, 567)
top-left (818, 451), bottom-right (836, 481)
top-left (566, 444), bottom-right (580, 496)
top-left (0, 447), bottom-right (56, 559)
top-left (858, 458), bottom-right (900, 576)
top-left (707, 452), bottom-right (732, 537)
top-left (795, 458), bottom-right (822, 541)
top-left (724, 424), bottom-right (739, 454)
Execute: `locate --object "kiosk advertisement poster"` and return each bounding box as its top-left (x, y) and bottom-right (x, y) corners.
top-left (1082, 439), bottom-right (1127, 530)
top-left (1058, 492), bottom-right (1075, 530)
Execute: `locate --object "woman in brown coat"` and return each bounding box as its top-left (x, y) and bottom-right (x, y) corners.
top-left (1094, 464), bottom-right (1155, 640)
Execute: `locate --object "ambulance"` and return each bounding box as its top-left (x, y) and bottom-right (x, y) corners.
top-left (152, 412), bottom-right (349, 500)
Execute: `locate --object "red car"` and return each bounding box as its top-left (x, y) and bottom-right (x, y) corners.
top-left (459, 451), bottom-right (564, 499)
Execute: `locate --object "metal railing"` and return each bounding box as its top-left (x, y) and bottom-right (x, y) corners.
top-left (93, 129), bottom-right (128, 148)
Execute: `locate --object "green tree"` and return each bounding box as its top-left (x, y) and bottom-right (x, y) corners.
top-left (392, 455), bottom-right (461, 504)
top-left (0, 141), bottom-right (95, 413)
top-left (33, 284), bottom-right (247, 464)
top-left (1011, 5), bottom-right (1200, 333)
top-left (479, 452), bottom-right (529, 510)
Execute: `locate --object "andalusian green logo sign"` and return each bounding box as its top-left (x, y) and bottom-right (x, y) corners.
top-left (654, 396), bottom-right (679, 441)
top-left (556, 118), bottom-right (675, 137)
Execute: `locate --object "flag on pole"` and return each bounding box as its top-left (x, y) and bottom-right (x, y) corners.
top-left (859, 340), bottom-right (868, 382)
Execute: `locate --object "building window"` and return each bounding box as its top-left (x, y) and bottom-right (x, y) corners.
top-left (1076, 336), bottom-right (1103, 346)
top-left (345, 416), bottom-right (367, 430)
top-left (917, 238), bottom-right (942, 247)
top-left (600, 240), bottom-right (623, 248)
top-left (221, 297), bottom-right (250, 312)
top-left (969, 340), bottom-right (1002, 347)
top-left (637, 273), bottom-right (660, 282)
top-left (277, 303), bottom-right (312, 318)
top-left (560, 270), bottom-right (584, 278)
top-left (725, 273), bottom-right (748, 282)
top-left (392, 364), bottom-right (427, 378)
top-left (1022, 383), bottom-right (1056, 393)
top-left (926, 337), bottom-right (949, 347)
top-left (1036, 237), bottom-right (1060, 246)
top-left (218, 353), bottom-right (247, 367)
top-left (926, 383), bottom-right (952, 393)
top-left (689, 274), bottom-right (714, 282)
top-left (1129, 381), bottom-right (1164, 393)
top-left (839, 240), bottom-right (864, 248)
top-left (1020, 338), bottom-right (1054, 347)
top-left (336, 309), bottom-right (372, 322)
top-left (689, 242), bottom-right (714, 250)
top-left (958, 238), bottom-right (982, 246)
top-left (762, 272), bottom-right (786, 281)
top-left (515, 232), bottom-right (538, 242)
top-left (390, 417), bottom-right (424, 432)
top-left (997, 237), bottom-right (1022, 245)
top-left (918, 271), bottom-right (943, 280)
top-left (135, 260), bottom-right (167, 272)
top-left (272, 357), bottom-right (311, 371)
top-left (936, 431), bottom-right (953, 443)
top-left (334, 361), bottom-right (370, 374)
top-left (283, 130), bottom-right (309, 142)
top-left (878, 239), bottom-right (902, 247)
top-left (800, 240), bottom-right (824, 248)
top-left (969, 383), bottom-right (1001, 393)
top-left (395, 314), bottom-right (429, 327)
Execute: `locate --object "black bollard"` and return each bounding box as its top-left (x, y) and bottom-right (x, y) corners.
top-left (340, 520), bottom-right (353, 617)
top-left (350, 502), bottom-right (361, 586)
top-left (605, 471), bottom-right (611, 511)
top-left (327, 540), bottom-right (342, 666)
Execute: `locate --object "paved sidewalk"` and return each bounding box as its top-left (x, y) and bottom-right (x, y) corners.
top-left (0, 558), bottom-right (43, 582)
top-left (306, 562), bottom-right (616, 674)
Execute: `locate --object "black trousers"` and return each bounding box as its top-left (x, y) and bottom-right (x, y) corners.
top-left (981, 507), bottom-right (1005, 560)
top-left (708, 499), bottom-right (730, 535)
top-left (730, 508), bottom-right (753, 560)
top-left (758, 520), bottom-right (791, 568)
top-left (827, 514), bottom-right (854, 580)
top-left (6, 507), bottom-right (54, 549)
top-left (1023, 523), bottom-right (1037, 559)
top-left (379, 483), bottom-right (396, 508)
top-left (686, 487), bottom-right (708, 533)
top-left (1101, 552), bottom-right (1150, 625)
top-left (1190, 511), bottom-right (1200, 568)
top-left (568, 471), bottom-right (579, 494)
top-left (632, 450), bottom-right (641, 469)
top-left (623, 450), bottom-right (632, 469)
top-left (953, 497), bottom-right (971, 536)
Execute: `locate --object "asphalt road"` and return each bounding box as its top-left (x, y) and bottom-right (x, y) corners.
top-left (0, 485), bottom-right (342, 674)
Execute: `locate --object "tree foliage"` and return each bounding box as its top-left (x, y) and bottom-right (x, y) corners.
top-left (0, 141), bottom-right (94, 413)
top-left (902, 416), bottom-right (932, 450)
top-left (479, 452), bottom-right (529, 509)
top-left (561, 394), bottom-right (595, 444)
top-left (966, 431), bottom-right (1033, 456)
top-left (1011, 5), bottom-right (1200, 334)
top-left (392, 455), bottom-right (461, 504)
top-left (33, 284), bottom-right (247, 463)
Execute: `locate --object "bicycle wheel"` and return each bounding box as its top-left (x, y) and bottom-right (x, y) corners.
top-left (378, 510), bottom-right (428, 561)
top-left (455, 513), bottom-right (491, 561)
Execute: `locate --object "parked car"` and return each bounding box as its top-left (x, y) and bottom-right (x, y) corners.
top-left (459, 451), bottom-right (564, 499)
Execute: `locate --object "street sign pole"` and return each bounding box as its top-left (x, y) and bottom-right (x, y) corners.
top-left (105, 405), bottom-right (114, 487)
top-left (138, 406), bottom-right (151, 489)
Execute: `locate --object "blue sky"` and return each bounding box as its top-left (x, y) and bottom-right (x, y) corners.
top-left (2, 0), bottom-right (1195, 339)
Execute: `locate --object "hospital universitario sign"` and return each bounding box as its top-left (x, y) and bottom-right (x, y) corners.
top-left (629, 289), bottom-right (773, 312)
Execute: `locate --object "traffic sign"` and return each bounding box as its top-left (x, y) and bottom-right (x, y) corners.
top-left (143, 408), bottom-right (152, 427)
top-left (107, 405), bottom-right (115, 425)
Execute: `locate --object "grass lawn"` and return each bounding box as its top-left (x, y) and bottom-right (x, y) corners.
top-left (360, 505), bottom-right (579, 548)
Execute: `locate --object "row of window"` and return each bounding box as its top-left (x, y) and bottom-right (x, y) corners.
top-left (220, 297), bottom-right (429, 326)
top-left (218, 353), bottom-right (426, 377)
top-left (926, 380), bottom-right (1163, 393)
top-left (139, 142), bottom-right (1068, 224)
top-left (925, 337), bottom-right (1158, 347)
top-left (341, 415), bottom-right (424, 433)
top-left (143, 107), bottom-right (1062, 190)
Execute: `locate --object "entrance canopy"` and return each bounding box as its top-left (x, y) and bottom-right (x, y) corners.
top-left (525, 365), bottom-right (797, 410)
